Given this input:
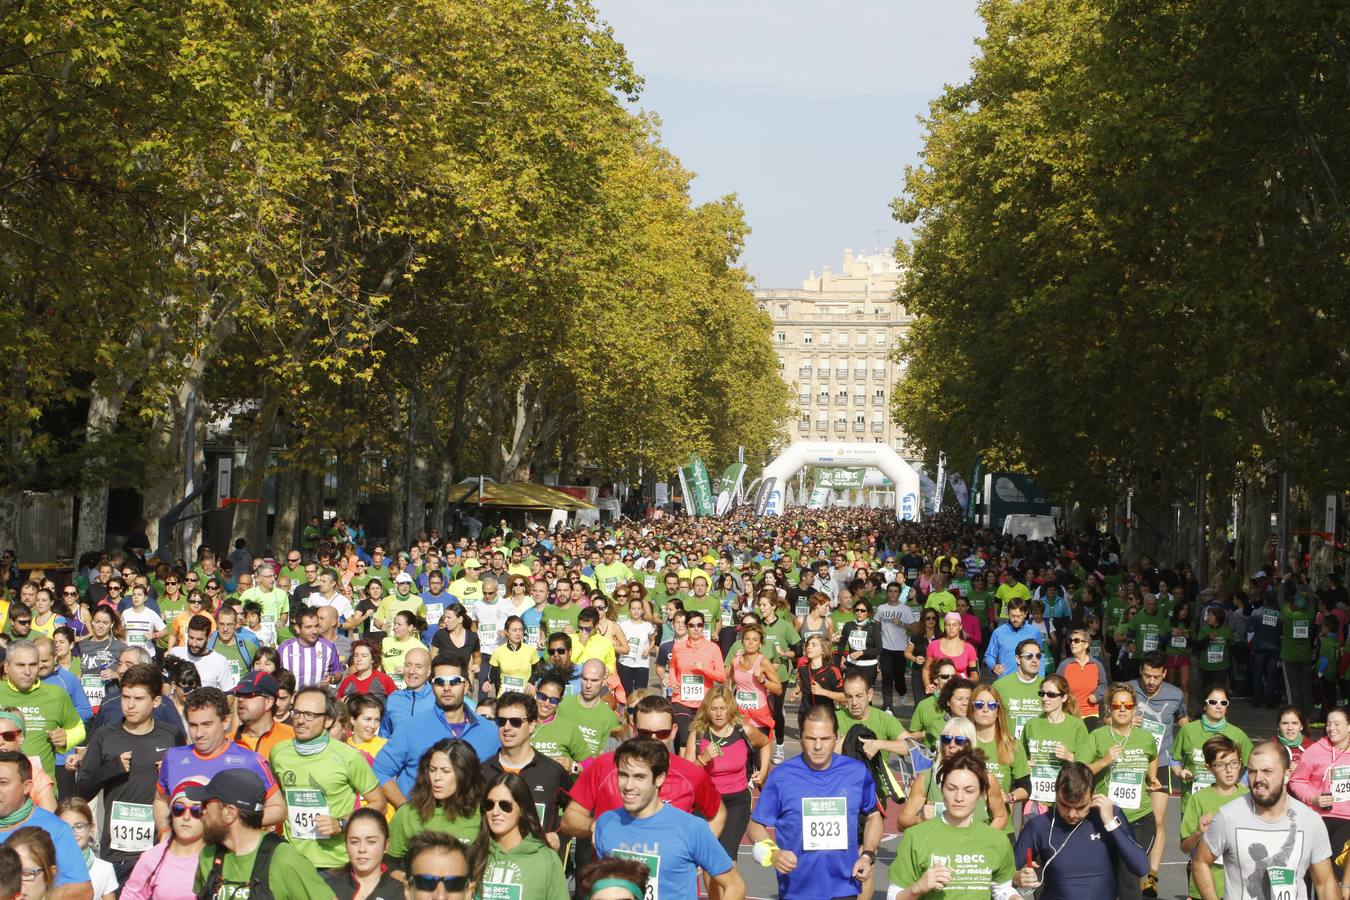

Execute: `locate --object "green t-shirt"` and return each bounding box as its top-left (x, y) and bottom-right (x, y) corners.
top-left (239, 586), bottom-right (290, 626)
top-left (683, 593), bottom-right (721, 627)
top-left (925, 591), bottom-right (957, 615)
top-left (531, 719), bottom-right (590, 766)
top-left (1085, 724), bottom-right (1157, 822)
top-left (268, 740), bottom-right (379, 869)
top-left (1126, 610), bottom-right (1169, 654)
top-left (1196, 625), bottom-right (1233, 671)
top-left (156, 594), bottom-right (189, 647)
top-left (593, 563), bottom-right (635, 596)
top-left (908, 696), bottom-right (947, 751)
top-left (193, 836), bottom-right (334, 899)
top-left (837, 707), bottom-right (905, 743)
top-left (975, 738), bottom-right (1028, 834)
top-left (542, 603), bottom-right (581, 637)
top-left (990, 673), bottom-right (1044, 740)
top-left (1170, 720), bottom-right (1253, 813)
top-left (1021, 715), bottom-right (1090, 777)
top-left (388, 805), bottom-right (480, 861)
top-left (1181, 784), bottom-right (1248, 898)
top-left (760, 616), bottom-right (802, 682)
top-left (556, 696), bottom-right (620, 758)
top-left (888, 817), bottom-right (1015, 898)
top-left (279, 565), bottom-right (306, 584)
top-left (1281, 607), bottom-right (1315, 661)
top-left (966, 590), bottom-right (995, 619)
top-left (0, 681), bottom-right (79, 778)
top-left (215, 641), bottom-right (248, 684)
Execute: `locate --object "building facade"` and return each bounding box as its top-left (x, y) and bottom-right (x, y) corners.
top-left (754, 248), bottom-right (915, 459)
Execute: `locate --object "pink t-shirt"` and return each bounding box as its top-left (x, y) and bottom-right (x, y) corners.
top-left (927, 639), bottom-right (979, 677)
top-left (695, 727), bottom-right (752, 795)
top-left (121, 841), bottom-right (200, 900)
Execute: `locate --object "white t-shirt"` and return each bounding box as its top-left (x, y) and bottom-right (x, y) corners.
top-left (306, 592), bottom-right (354, 620)
top-left (1203, 795), bottom-right (1331, 899)
top-left (619, 619), bottom-right (655, 668)
top-left (471, 600), bottom-right (507, 653)
top-left (875, 601), bottom-right (919, 652)
top-left (120, 608), bottom-right (165, 649)
top-left (90, 855), bottom-right (118, 898)
top-left (167, 646), bottom-right (238, 692)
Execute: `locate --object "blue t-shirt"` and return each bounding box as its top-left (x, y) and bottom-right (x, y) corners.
top-left (373, 706), bottom-right (500, 795)
top-left (751, 753), bottom-right (878, 900)
top-left (595, 803), bottom-right (731, 899)
top-left (0, 807), bottom-right (89, 887)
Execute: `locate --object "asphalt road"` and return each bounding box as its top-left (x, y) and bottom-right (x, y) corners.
top-left (733, 679), bottom-right (1284, 900)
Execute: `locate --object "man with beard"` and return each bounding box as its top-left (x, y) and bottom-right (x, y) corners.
top-left (166, 615), bottom-right (238, 692)
top-left (1193, 740), bottom-right (1337, 899)
top-left (188, 769), bottom-right (332, 899)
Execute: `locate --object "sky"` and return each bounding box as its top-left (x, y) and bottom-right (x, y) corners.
top-left (591, 1), bottom-right (987, 288)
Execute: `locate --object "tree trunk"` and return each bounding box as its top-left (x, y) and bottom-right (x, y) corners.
top-left (335, 447), bottom-right (360, 526)
top-left (1238, 465), bottom-right (1273, 583)
top-left (387, 454), bottom-right (406, 551)
top-left (1205, 470), bottom-right (1233, 590)
top-left (76, 379), bottom-right (133, 554)
top-left (273, 465), bottom-right (302, 555)
top-left (237, 398), bottom-right (281, 554)
top-left (0, 492), bottom-right (19, 556)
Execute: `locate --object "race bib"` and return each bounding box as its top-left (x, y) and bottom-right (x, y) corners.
top-left (849, 630), bottom-right (867, 651)
top-left (109, 802), bottom-right (154, 853)
top-left (1031, 764), bottom-right (1059, 803)
top-left (680, 675), bottom-right (705, 704)
top-left (1293, 620), bottom-right (1309, 640)
top-left (1013, 714), bottom-right (1034, 740)
top-left (1141, 631), bottom-right (1159, 653)
top-left (1140, 718), bottom-right (1166, 754)
top-left (1191, 771), bottom-right (1216, 793)
top-left (392, 674), bottom-right (406, 690)
top-left (227, 658), bottom-right (243, 680)
top-left (612, 850), bottom-right (659, 900)
top-left (1262, 610), bottom-right (1279, 627)
top-left (643, 575), bottom-right (657, 589)
top-left (1206, 642), bottom-right (1225, 665)
top-left (1332, 766), bottom-right (1350, 804)
top-left (500, 675), bottom-right (526, 695)
top-left (1267, 866), bottom-right (1297, 900)
top-left (426, 602), bottom-right (445, 624)
top-left (721, 609), bottom-right (733, 628)
top-left (735, 689), bottom-right (760, 710)
top-left (81, 675), bottom-right (105, 710)
top-left (1169, 634), bottom-right (1187, 651)
top-left (627, 637), bottom-right (640, 658)
top-left (527, 627), bottom-right (541, 646)
top-left (801, 797), bottom-right (848, 850)
top-left (126, 624), bottom-right (150, 646)
top-left (1108, 769), bottom-right (1143, 810)
top-left (285, 789), bottom-right (329, 840)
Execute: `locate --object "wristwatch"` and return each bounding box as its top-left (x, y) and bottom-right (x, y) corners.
top-left (860, 849), bottom-right (877, 862)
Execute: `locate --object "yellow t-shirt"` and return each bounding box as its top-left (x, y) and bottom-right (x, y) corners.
top-left (570, 632), bottom-right (617, 674)
top-left (381, 635), bottom-right (424, 680)
top-left (490, 642), bottom-right (538, 694)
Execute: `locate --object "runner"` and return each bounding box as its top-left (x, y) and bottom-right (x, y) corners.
top-left (1128, 650), bottom-right (1188, 889)
top-left (322, 809), bottom-right (402, 900)
top-left (682, 683), bottom-right (771, 864)
top-left (1275, 706), bottom-right (1315, 771)
top-left (747, 704), bottom-right (881, 900)
top-left (887, 748), bottom-right (1019, 899)
top-left (1171, 684), bottom-right (1253, 814)
top-left (268, 686), bottom-right (386, 871)
top-left (1057, 627), bottom-right (1108, 729)
top-left (874, 580), bottom-right (917, 715)
top-left (231, 671), bottom-right (295, 759)
top-left (277, 609), bottom-right (343, 688)
top-left (837, 598), bottom-right (882, 688)
top-left (595, 738), bottom-right (745, 900)
top-left (0, 641), bottom-right (83, 782)
top-left (669, 611), bottom-right (727, 750)
top-left (0, 753), bottom-right (93, 897)
top-left (909, 659), bottom-right (958, 749)
top-left (479, 691), bottom-right (571, 841)
top-left (530, 674), bottom-right (591, 769)
top-left (555, 659), bottom-right (622, 759)
top-left (993, 639), bottom-right (1046, 740)
top-left (379, 647), bottom-right (432, 737)
top-left (386, 739), bottom-right (484, 870)
top-left (969, 682), bottom-right (1030, 838)
top-left (1013, 762), bottom-right (1149, 899)
top-left (896, 717), bottom-right (1008, 830)
top-left (1178, 735), bottom-right (1248, 900)
top-left (793, 634), bottom-right (845, 728)
top-left (73, 664), bottom-right (179, 885)
top-left (1287, 706), bottom-right (1350, 881)
top-left (1193, 739), bottom-right (1337, 899)
top-left (1084, 682), bottom-right (1161, 899)
top-left (120, 782), bottom-right (204, 900)
top-left (402, 831), bottom-right (472, 900)
top-left (470, 773), bottom-right (569, 900)
top-left (166, 614), bottom-right (237, 692)
top-left (726, 623), bottom-right (781, 737)
top-left (1021, 672), bottom-right (1090, 813)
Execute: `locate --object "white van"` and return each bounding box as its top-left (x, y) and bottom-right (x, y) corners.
top-left (1001, 514), bottom-right (1057, 541)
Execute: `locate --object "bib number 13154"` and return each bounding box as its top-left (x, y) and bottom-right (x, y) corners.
top-left (801, 797), bottom-right (848, 850)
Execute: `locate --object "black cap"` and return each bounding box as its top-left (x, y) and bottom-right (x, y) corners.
top-left (185, 769), bottom-right (266, 814)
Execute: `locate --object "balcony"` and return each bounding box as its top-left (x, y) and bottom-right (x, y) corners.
top-left (854, 369), bottom-right (868, 380)
top-left (818, 369), bottom-right (829, 381)
top-left (798, 367), bottom-right (812, 379)
top-left (873, 369), bottom-right (887, 380)
top-left (835, 367), bottom-right (849, 378)
top-left (798, 394), bottom-right (811, 406)
top-left (853, 396), bottom-right (865, 406)
top-left (852, 422), bottom-right (865, 432)
top-left (834, 420), bottom-right (847, 432)
top-left (797, 420), bottom-right (810, 432)
top-left (835, 395), bottom-right (848, 406)
top-left (815, 419), bottom-right (829, 430)
top-left (871, 422), bottom-right (884, 433)
top-left (872, 396), bottom-right (886, 407)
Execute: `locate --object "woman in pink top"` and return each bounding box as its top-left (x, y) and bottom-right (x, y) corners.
top-left (1288, 707), bottom-right (1350, 878)
top-left (922, 612), bottom-right (980, 685)
top-left (728, 624), bottom-right (781, 737)
top-left (682, 684), bottom-right (771, 870)
top-left (121, 784), bottom-right (204, 900)
top-left (668, 610), bottom-right (727, 749)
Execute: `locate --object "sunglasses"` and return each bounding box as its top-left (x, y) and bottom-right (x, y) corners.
top-left (539, 695), bottom-right (562, 705)
top-left (411, 875), bottom-right (470, 893)
top-left (108, 585), bottom-right (123, 591)
top-left (0, 730), bottom-right (21, 742)
top-left (481, 798), bottom-right (516, 813)
top-left (971, 700), bottom-right (999, 711)
top-left (172, 802), bottom-right (204, 819)
top-left (12, 620), bottom-right (30, 627)
top-left (940, 735), bottom-right (970, 746)
top-left (934, 673), bottom-right (953, 681)
top-left (1206, 698), bottom-right (1230, 707)
top-left (1037, 690), bottom-right (1063, 699)
top-left (1069, 638), bottom-right (1087, 644)
top-left (165, 580), bottom-right (180, 586)
top-left (687, 623), bottom-right (704, 630)
top-left (496, 716), bottom-right (527, 729)
top-left (635, 727), bottom-right (674, 740)
top-left (432, 676), bottom-right (466, 688)
top-left (548, 648), bottom-right (568, 655)
top-left (854, 608), bottom-right (869, 614)
top-left (62, 590), bottom-right (78, 596)
top-left (1020, 653), bottom-right (1043, 660)
top-left (1111, 701), bottom-right (1136, 711)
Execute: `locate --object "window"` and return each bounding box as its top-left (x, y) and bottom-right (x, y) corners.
top-left (817, 390), bottom-right (829, 404)
top-left (775, 332), bottom-right (786, 344)
top-left (875, 332), bottom-right (889, 345)
top-left (778, 304), bottom-right (788, 317)
top-left (837, 331), bottom-right (849, 346)
top-left (855, 414), bottom-right (866, 424)
top-left (819, 333), bottom-right (831, 346)
top-left (802, 332), bottom-right (813, 345)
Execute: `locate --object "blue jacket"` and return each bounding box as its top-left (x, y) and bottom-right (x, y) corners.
top-left (984, 622), bottom-right (1048, 675)
top-left (42, 668), bottom-right (92, 767)
top-left (373, 705), bottom-right (500, 796)
top-left (1247, 604), bottom-right (1283, 652)
top-left (379, 682), bottom-right (435, 738)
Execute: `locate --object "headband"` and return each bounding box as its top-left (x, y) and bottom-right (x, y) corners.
top-left (589, 879), bottom-right (642, 900)
top-left (0, 711), bottom-right (24, 734)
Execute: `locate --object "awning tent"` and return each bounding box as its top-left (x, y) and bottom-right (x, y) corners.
top-left (446, 481), bottom-right (596, 512)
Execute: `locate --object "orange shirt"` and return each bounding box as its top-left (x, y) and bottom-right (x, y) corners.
top-left (1060, 657), bottom-right (1105, 716)
top-left (669, 637), bottom-right (727, 710)
top-left (234, 719), bottom-right (294, 760)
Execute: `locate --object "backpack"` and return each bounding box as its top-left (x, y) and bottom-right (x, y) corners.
top-left (196, 832), bottom-right (282, 900)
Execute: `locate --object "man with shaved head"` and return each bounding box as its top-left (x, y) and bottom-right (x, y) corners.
top-left (555, 659), bottom-right (622, 760)
top-left (379, 647), bottom-right (433, 738)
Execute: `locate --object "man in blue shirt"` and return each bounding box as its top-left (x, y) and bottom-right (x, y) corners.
top-left (984, 599), bottom-right (1048, 677)
top-left (379, 647), bottom-right (434, 737)
top-left (594, 738), bottom-right (743, 900)
top-left (373, 655), bottom-right (499, 803)
top-left (747, 705), bottom-right (881, 900)
top-left (0, 750), bottom-right (91, 897)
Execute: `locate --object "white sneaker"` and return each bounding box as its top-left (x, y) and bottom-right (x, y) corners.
top-left (772, 744), bottom-right (785, 764)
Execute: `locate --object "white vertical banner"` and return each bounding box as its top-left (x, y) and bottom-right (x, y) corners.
top-left (675, 468), bottom-right (694, 516)
top-left (933, 452), bottom-right (947, 514)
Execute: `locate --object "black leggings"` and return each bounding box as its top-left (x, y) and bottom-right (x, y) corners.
top-left (846, 663), bottom-right (878, 690)
top-left (770, 690), bottom-right (786, 746)
top-left (1327, 817), bottom-right (1350, 882)
top-left (879, 648), bottom-right (907, 710)
top-left (617, 664), bottom-right (648, 698)
top-left (718, 788), bottom-right (753, 860)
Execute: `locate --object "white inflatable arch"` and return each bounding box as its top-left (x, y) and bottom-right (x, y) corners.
top-left (755, 441), bottom-right (922, 520)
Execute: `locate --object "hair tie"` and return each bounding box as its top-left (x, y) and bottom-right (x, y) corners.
top-left (0, 711), bottom-right (25, 734)
top-left (588, 878), bottom-right (643, 900)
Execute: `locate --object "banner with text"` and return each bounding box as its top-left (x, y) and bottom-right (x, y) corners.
top-left (812, 466), bottom-right (866, 489)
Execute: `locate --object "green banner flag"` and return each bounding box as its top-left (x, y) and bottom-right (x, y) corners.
top-left (680, 454), bottom-right (716, 517)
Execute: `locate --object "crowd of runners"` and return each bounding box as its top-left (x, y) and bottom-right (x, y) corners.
top-left (0, 505), bottom-right (1346, 899)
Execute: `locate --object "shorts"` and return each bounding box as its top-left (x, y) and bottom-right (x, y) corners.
top-left (1150, 766), bottom-right (1178, 797)
top-left (1165, 654), bottom-right (1190, 671)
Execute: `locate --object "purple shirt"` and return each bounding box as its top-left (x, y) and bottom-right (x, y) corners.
top-left (278, 636), bottom-right (343, 687)
top-left (157, 741), bottom-right (277, 800)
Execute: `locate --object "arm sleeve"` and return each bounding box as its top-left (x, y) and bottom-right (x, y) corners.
top-left (1102, 815), bottom-right (1151, 876)
top-left (983, 631), bottom-right (1001, 670)
top-left (1093, 661), bottom-right (1108, 703)
top-left (1287, 751), bottom-right (1321, 802)
top-left (373, 733), bottom-right (406, 785)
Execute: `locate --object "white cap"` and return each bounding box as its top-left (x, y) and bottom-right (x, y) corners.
top-left (1252, 570), bottom-right (1268, 580)
top-left (394, 572), bottom-right (414, 584)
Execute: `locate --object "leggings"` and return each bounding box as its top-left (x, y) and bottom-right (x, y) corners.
top-left (846, 663), bottom-right (878, 690)
top-left (617, 664), bottom-right (648, 698)
top-left (718, 788), bottom-right (753, 861)
top-left (1327, 817), bottom-right (1350, 882)
top-left (769, 690), bottom-right (786, 746)
top-left (1117, 813), bottom-right (1156, 900)
top-left (878, 648), bottom-right (907, 711)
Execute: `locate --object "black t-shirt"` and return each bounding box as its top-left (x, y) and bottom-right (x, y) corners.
top-left (796, 660), bottom-right (843, 715)
top-left (356, 598), bottom-right (382, 643)
top-left (74, 722), bottom-right (183, 863)
top-left (432, 628), bottom-right (480, 665)
top-left (323, 868), bottom-right (404, 900)
top-left (481, 751), bottom-right (573, 831)
top-left (899, 554), bottom-right (925, 582)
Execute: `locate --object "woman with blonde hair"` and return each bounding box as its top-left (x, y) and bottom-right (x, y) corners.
top-left (794, 591), bottom-right (835, 644)
top-left (969, 683), bottom-right (1029, 837)
top-left (896, 716), bottom-right (1008, 829)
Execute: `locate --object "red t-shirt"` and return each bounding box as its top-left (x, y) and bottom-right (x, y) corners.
top-left (570, 750), bottom-right (721, 820)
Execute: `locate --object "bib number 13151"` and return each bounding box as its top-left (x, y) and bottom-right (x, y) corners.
top-left (801, 797), bottom-right (848, 850)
